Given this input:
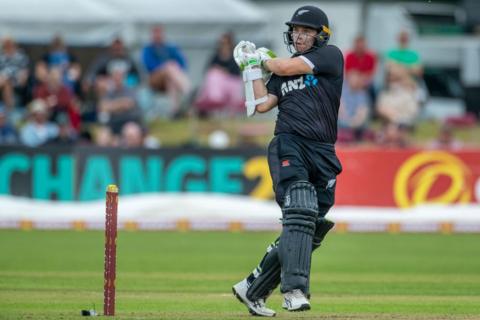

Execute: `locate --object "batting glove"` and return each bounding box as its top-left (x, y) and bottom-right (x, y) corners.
top-left (233, 41), bottom-right (261, 71)
top-left (256, 47), bottom-right (276, 69)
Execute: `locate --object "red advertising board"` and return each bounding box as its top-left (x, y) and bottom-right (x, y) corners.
top-left (336, 148), bottom-right (480, 208)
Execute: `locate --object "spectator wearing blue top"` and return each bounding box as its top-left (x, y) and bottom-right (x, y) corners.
top-left (338, 71), bottom-right (370, 142)
top-left (142, 25), bottom-right (191, 116)
top-left (36, 35), bottom-right (82, 96)
top-left (20, 99), bottom-right (58, 147)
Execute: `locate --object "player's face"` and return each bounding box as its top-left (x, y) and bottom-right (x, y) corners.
top-left (292, 26), bottom-right (317, 52)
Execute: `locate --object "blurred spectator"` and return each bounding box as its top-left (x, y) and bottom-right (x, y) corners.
top-left (44, 113), bottom-right (77, 146)
top-left (33, 67), bottom-right (81, 131)
top-left (376, 122), bottom-right (409, 148)
top-left (84, 37), bottom-right (140, 94)
top-left (118, 118), bottom-right (161, 148)
top-left (0, 106), bottom-right (17, 144)
top-left (20, 99), bottom-right (58, 147)
top-left (194, 32), bottom-right (244, 117)
top-left (83, 37), bottom-right (139, 123)
top-left (97, 65), bottom-right (143, 136)
top-left (428, 124), bottom-right (463, 150)
top-left (386, 31), bottom-right (423, 78)
top-left (376, 63), bottom-right (419, 127)
top-left (120, 121), bottom-right (144, 148)
top-left (338, 71), bottom-right (371, 142)
top-left (36, 35), bottom-right (82, 96)
top-left (142, 25), bottom-right (191, 117)
top-left (95, 126), bottom-right (117, 147)
top-left (345, 35), bottom-right (377, 90)
top-left (0, 36), bottom-right (29, 110)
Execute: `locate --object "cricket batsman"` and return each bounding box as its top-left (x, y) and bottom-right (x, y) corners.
top-left (232, 5), bottom-right (344, 316)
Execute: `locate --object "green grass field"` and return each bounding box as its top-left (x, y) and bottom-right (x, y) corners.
top-left (145, 117), bottom-right (480, 148)
top-left (1, 230), bottom-right (479, 319)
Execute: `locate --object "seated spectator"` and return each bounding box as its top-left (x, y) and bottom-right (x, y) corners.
top-left (376, 63), bottom-right (419, 128)
top-left (20, 99), bottom-right (58, 147)
top-left (33, 67), bottom-right (81, 131)
top-left (345, 34), bottom-right (377, 100)
top-left (386, 30), bottom-right (423, 78)
top-left (194, 32), bottom-right (244, 117)
top-left (142, 25), bottom-right (191, 117)
top-left (338, 71), bottom-right (371, 142)
top-left (36, 35), bottom-right (82, 96)
top-left (97, 65), bottom-right (143, 136)
top-left (0, 36), bottom-right (29, 110)
top-left (95, 126), bottom-right (117, 147)
top-left (83, 38), bottom-right (140, 124)
top-left (84, 37), bottom-right (140, 95)
top-left (0, 106), bottom-right (18, 144)
top-left (428, 124), bottom-right (463, 150)
top-left (375, 122), bottom-right (409, 148)
top-left (386, 30), bottom-right (429, 108)
top-left (120, 121), bottom-right (144, 148)
top-left (44, 112), bottom-right (77, 146)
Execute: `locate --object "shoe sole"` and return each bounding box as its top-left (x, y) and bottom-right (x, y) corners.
top-left (232, 287), bottom-right (276, 317)
top-left (288, 303), bottom-right (310, 312)
top-left (282, 301), bottom-right (311, 311)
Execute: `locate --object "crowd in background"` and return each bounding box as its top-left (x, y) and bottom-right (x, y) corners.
top-left (0, 26), bottom-right (472, 149)
top-left (339, 31), bottom-right (425, 148)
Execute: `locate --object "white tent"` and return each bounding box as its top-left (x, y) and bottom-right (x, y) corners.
top-left (0, 0), bottom-right (269, 83)
top-left (0, 0), bottom-right (269, 47)
top-left (0, 0), bottom-right (119, 45)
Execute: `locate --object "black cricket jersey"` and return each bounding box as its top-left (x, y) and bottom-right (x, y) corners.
top-left (266, 45), bottom-right (344, 143)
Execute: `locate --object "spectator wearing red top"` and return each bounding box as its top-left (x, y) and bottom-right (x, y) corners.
top-left (345, 35), bottom-right (377, 88)
top-left (33, 67), bottom-right (81, 131)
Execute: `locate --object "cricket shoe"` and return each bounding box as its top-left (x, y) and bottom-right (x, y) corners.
top-left (282, 293), bottom-right (310, 310)
top-left (232, 279), bottom-right (276, 317)
top-left (283, 289), bottom-right (310, 312)
top-left (282, 292), bottom-right (311, 309)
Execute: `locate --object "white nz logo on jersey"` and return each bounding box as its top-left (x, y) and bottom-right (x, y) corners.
top-left (280, 75), bottom-right (318, 96)
top-left (281, 76), bottom-right (305, 96)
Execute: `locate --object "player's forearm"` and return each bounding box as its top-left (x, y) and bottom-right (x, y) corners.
top-left (252, 79), bottom-right (268, 113)
top-left (264, 57), bottom-right (312, 76)
top-left (252, 78), bottom-right (268, 98)
top-left (252, 79), bottom-right (277, 113)
top-left (264, 58), bottom-right (294, 76)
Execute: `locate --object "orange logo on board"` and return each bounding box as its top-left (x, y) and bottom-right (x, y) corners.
top-left (393, 151), bottom-right (472, 208)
